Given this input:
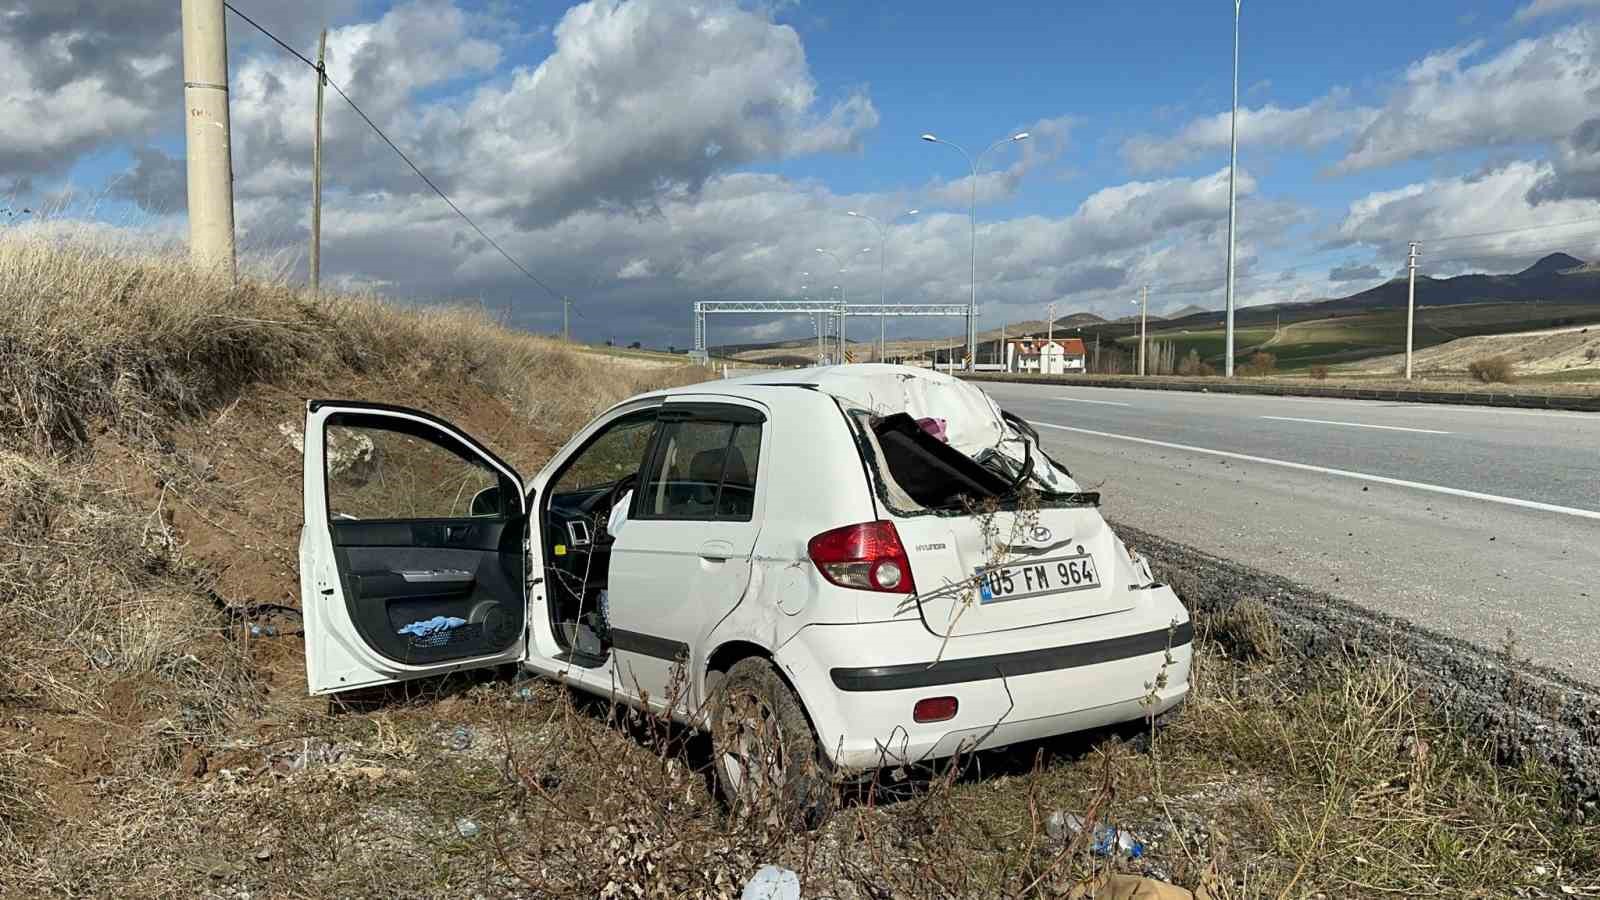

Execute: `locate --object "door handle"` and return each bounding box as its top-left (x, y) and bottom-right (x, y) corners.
top-left (699, 540), bottom-right (735, 560)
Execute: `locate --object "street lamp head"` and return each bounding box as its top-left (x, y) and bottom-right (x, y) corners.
top-left (847, 210), bottom-right (860, 217)
top-left (905, 209), bottom-right (920, 216)
top-left (1012, 132), bottom-right (1030, 142)
top-left (814, 248), bottom-right (826, 254)
top-left (920, 133), bottom-right (939, 143)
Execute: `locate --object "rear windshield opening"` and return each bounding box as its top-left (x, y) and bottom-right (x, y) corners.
top-left (847, 408), bottom-right (1099, 517)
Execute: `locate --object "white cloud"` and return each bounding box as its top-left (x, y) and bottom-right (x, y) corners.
top-left (450, 0), bottom-right (877, 227)
top-left (231, 160), bottom-right (1294, 346)
top-left (6, 0), bottom-right (1315, 344)
top-left (920, 116), bottom-right (1076, 207)
top-left (1123, 92), bottom-right (1374, 173)
top-left (1330, 160), bottom-right (1600, 272)
top-left (1514, 0), bottom-right (1600, 23)
top-left (616, 257), bottom-right (655, 280)
top-left (1335, 24), bottom-right (1600, 173)
top-left (0, 0), bottom-right (363, 179)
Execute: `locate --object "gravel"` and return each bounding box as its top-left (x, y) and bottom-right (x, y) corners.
top-left (1115, 520), bottom-right (1600, 808)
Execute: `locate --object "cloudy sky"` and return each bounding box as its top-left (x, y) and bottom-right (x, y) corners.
top-left (8, 0), bottom-right (1600, 345)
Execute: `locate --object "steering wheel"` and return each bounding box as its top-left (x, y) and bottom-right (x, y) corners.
top-left (598, 473), bottom-right (639, 534)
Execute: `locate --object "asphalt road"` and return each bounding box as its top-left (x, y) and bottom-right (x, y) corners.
top-left (979, 382), bottom-right (1600, 682)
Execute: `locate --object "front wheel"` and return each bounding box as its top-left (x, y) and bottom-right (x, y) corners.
top-left (710, 658), bottom-right (834, 829)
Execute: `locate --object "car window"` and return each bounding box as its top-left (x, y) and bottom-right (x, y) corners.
top-left (638, 415), bottom-right (761, 522)
top-left (551, 412), bottom-right (658, 495)
top-left (718, 423), bottom-right (761, 519)
top-left (324, 418), bottom-right (506, 520)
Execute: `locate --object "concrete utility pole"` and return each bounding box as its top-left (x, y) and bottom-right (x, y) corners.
top-left (562, 296), bottom-right (572, 342)
top-left (182, 0), bottom-right (237, 278)
top-left (1138, 285), bottom-right (1150, 376)
top-left (1047, 301), bottom-right (1056, 343)
top-left (1223, 0), bottom-right (1242, 377)
top-left (1405, 241), bottom-right (1421, 380)
top-left (1000, 321), bottom-right (1007, 371)
top-left (310, 29), bottom-right (327, 296)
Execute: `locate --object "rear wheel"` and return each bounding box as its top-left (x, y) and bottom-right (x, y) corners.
top-left (710, 658), bottom-right (834, 828)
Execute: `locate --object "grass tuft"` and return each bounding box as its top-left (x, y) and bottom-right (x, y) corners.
top-left (1467, 354), bottom-right (1517, 383)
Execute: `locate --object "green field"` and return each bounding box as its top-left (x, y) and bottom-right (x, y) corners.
top-left (1114, 327), bottom-right (1276, 363)
top-left (1116, 303), bottom-right (1600, 371)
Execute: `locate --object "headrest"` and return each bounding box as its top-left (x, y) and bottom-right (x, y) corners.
top-left (689, 445), bottom-right (749, 485)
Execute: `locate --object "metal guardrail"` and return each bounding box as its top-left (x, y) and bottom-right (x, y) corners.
top-left (963, 374), bottom-right (1600, 412)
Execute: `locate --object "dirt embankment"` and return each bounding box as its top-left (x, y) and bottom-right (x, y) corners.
top-left (3, 236), bottom-right (1597, 897)
top-left (1350, 325), bottom-right (1600, 377)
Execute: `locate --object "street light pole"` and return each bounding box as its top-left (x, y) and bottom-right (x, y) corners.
top-left (815, 248), bottom-right (845, 361)
top-left (816, 247), bottom-right (871, 362)
top-left (1224, 0), bottom-right (1242, 378)
top-left (847, 208), bottom-right (919, 362)
top-left (921, 131), bottom-right (1030, 370)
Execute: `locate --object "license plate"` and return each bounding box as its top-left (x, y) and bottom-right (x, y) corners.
top-left (976, 553), bottom-right (1100, 604)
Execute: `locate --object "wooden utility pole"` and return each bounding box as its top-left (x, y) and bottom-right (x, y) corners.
top-left (310, 29), bottom-right (328, 296)
top-left (181, 0), bottom-right (237, 277)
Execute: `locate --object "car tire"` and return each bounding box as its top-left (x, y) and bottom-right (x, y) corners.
top-left (710, 657), bottom-right (834, 829)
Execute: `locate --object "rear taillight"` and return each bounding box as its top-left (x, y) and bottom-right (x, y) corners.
top-left (913, 696), bottom-right (958, 723)
top-left (807, 521), bottom-right (917, 594)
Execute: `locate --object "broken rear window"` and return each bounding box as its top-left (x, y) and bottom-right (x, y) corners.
top-left (846, 408), bottom-right (1099, 517)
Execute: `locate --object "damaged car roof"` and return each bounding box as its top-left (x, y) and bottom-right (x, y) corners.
top-left (716, 364), bottom-right (1013, 457)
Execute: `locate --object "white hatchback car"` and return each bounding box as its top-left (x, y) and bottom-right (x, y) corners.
top-left (299, 364), bottom-right (1191, 818)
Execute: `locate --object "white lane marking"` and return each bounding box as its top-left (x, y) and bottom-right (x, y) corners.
top-left (1388, 404), bottom-right (1597, 422)
top-left (1260, 415), bottom-right (1452, 435)
top-left (1034, 421), bottom-right (1600, 521)
top-left (1056, 396), bottom-right (1131, 407)
top-left (986, 382), bottom-right (1598, 420)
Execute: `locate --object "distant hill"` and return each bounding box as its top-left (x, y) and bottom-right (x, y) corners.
top-left (1299, 252), bottom-right (1597, 314)
top-left (1519, 252), bottom-right (1584, 276)
top-left (723, 254), bottom-right (1600, 361)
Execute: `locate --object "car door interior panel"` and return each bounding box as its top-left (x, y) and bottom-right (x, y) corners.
top-left (318, 409), bottom-right (527, 667)
top-left (330, 516), bottom-right (525, 666)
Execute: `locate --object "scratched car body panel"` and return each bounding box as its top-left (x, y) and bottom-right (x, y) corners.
top-left (298, 364), bottom-right (1192, 807)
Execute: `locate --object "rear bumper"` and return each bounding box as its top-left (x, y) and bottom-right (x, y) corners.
top-left (828, 621), bottom-right (1193, 692)
top-left (776, 601), bottom-right (1193, 772)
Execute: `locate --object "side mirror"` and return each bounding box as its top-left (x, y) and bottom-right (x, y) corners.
top-left (469, 486), bottom-right (501, 517)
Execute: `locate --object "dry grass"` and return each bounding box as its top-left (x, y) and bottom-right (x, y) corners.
top-left (0, 232), bottom-right (699, 455)
top-left (1238, 352), bottom-right (1278, 377)
top-left (2, 234), bottom-right (1596, 897)
top-left (0, 232), bottom-right (703, 880)
top-left (1467, 354), bottom-right (1517, 383)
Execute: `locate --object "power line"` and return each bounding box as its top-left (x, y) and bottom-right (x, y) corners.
top-left (1419, 213), bottom-right (1600, 246)
top-left (221, 2), bottom-right (317, 69)
top-left (221, 2), bottom-right (565, 305)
